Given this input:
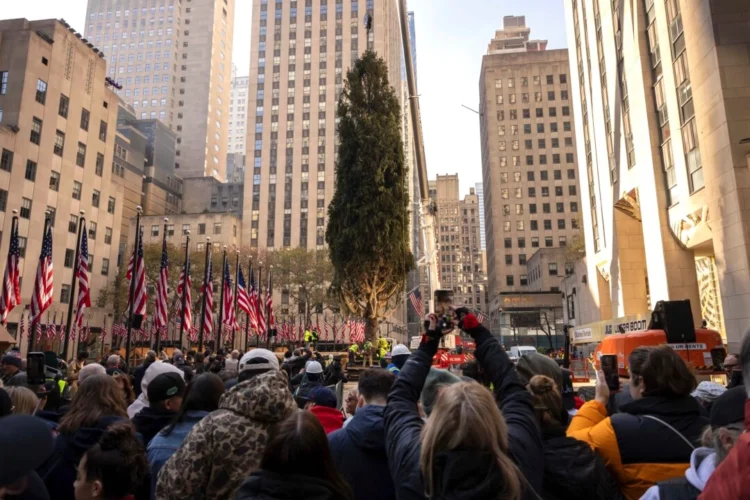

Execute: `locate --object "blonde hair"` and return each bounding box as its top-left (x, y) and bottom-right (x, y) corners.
top-left (6, 386), bottom-right (39, 415)
top-left (527, 375), bottom-right (564, 430)
top-left (420, 381), bottom-right (523, 499)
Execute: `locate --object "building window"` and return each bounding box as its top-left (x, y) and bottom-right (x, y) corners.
top-left (0, 189), bottom-right (7, 212)
top-left (24, 160), bottom-right (37, 181)
top-left (64, 249), bottom-right (75, 268)
top-left (107, 197), bottom-right (115, 214)
top-left (506, 275), bottom-right (514, 286)
top-left (49, 171), bottom-right (60, 191)
top-left (76, 142), bottom-right (87, 167)
top-left (81, 109), bottom-right (90, 131)
top-left (30, 118), bottom-right (42, 145)
top-left (61, 284), bottom-right (71, 304)
top-left (92, 190), bottom-right (101, 208)
top-left (0, 71), bottom-right (7, 94)
top-left (69, 215), bottom-right (78, 233)
top-left (198, 223), bottom-right (206, 235)
top-left (520, 275), bottom-right (528, 286)
top-left (72, 181), bottom-right (82, 200)
top-left (0, 148), bottom-right (12, 172)
top-left (20, 198), bottom-right (32, 219)
top-left (58, 94), bottom-right (69, 118)
top-left (104, 227), bottom-right (112, 245)
top-left (95, 153), bottom-right (104, 176)
top-left (102, 258), bottom-right (110, 276)
top-left (35, 79), bottom-right (47, 104)
top-left (151, 225), bottom-right (159, 237)
top-left (17, 237), bottom-right (26, 258)
top-left (182, 224), bottom-right (190, 235)
top-left (549, 263), bottom-right (558, 276)
top-left (167, 224), bottom-right (175, 236)
top-left (99, 121), bottom-right (108, 142)
top-left (54, 130), bottom-right (65, 156)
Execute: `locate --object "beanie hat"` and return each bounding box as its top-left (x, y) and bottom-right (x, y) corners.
top-left (0, 415), bottom-right (54, 487)
top-left (392, 344), bottom-right (411, 357)
top-left (147, 372), bottom-right (187, 404)
top-left (306, 360), bottom-right (323, 374)
top-left (691, 381), bottom-right (726, 403)
top-left (710, 385), bottom-right (746, 429)
top-left (239, 348), bottom-right (280, 373)
top-left (421, 368), bottom-right (461, 416)
top-left (1, 353), bottom-right (22, 370)
top-left (515, 352), bottom-right (562, 389)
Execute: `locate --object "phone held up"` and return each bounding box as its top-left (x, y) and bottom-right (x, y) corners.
top-left (26, 352), bottom-right (46, 386)
top-left (599, 354), bottom-right (620, 392)
top-left (434, 289), bottom-right (454, 333)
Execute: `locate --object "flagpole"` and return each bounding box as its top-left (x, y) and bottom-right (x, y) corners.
top-left (125, 206), bottom-right (142, 368)
top-left (256, 263), bottom-right (262, 347)
top-left (154, 217), bottom-right (168, 354)
top-left (244, 259), bottom-right (251, 353)
top-left (179, 230), bottom-right (190, 349)
top-left (28, 212), bottom-right (51, 355)
top-left (265, 265), bottom-right (272, 349)
top-left (232, 251), bottom-right (239, 352)
top-left (198, 237), bottom-right (211, 352)
top-left (216, 246), bottom-right (227, 352)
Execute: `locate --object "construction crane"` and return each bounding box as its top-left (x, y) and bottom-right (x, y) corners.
top-left (396, 0), bottom-right (440, 311)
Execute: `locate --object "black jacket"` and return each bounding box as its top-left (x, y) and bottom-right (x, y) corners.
top-left (236, 470), bottom-right (348, 500)
top-left (37, 416), bottom-right (124, 500)
top-left (131, 406), bottom-right (176, 445)
top-left (540, 426), bottom-right (623, 500)
top-left (328, 405), bottom-right (394, 500)
top-left (133, 359), bottom-right (154, 396)
top-left (384, 321), bottom-right (543, 500)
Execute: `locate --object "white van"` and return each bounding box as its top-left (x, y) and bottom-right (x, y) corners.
top-left (508, 345), bottom-right (537, 362)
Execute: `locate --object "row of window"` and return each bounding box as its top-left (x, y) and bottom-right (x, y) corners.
top-left (497, 107), bottom-right (571, 121)
top-left (498, 139), bottom-right (574, 152)
top-left (502, 228), bottom-right (579, 250)
top-left (501, 171), bottom-right (578, 184)
top-left (150, 222), bottom-right (235, 237)
top-left (495, 74), bottom-right (567, 88)
top-left (496, 90), bottom-right (569, 105)
top-left (500, 185), bottom-right (578, 199)
top-left (503, 218), bottom-right (578, 232)
top-left (503, 201), bottom-right (580, 216)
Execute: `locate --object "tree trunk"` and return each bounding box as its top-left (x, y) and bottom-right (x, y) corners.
top-left (366, 316), bottom-right (379, 343)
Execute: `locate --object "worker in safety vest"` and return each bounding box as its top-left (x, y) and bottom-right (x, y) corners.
top-left (377, 337), bottom-right (389, 361)
top-left (348, 343), bottom-right (359, 364)
top-left (304, 329), bottom-right (314, 343)
top-left (363, 340), bottom-right (374, 367)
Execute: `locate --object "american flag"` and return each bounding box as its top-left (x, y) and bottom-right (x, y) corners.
top-left (154, 237), bottom-right (169, 329)
top-left (248, 268), bottom-right (259, 331)
top-left (408, 288), bottom-right (424, 318)
top-left (222, 259), bottom-right (237, 329)
top-left (0, 222), bottom-right (21, 325)
top-left (476, 311), bottom-right (487, 324)
top-left (254, 270), bottom-right (265, 335)
top-left (57, 313), bottom-right (65, 342)
top-left (201, 259), bottom-right (214, 336)
top-left (177, 263), bottom-right (193, 330)
top-left (350, 320), bottom-right (365, 344)
top-left (18, 310), bottom-right (25, 344)
top-left (30, 225), bottom-right (54, 328)
top-left (265, 276), bottom-right (274, 330)
top-left (47, 312), bottom-right (56, 340)
top-left (236, 266), bottom-right (252, 317)
top-left (74, 226), bottom-right (90, 331)
top-left (126, 228), bottom-right (147, 317)
top-left (100, 317), bottom-right (107, 349)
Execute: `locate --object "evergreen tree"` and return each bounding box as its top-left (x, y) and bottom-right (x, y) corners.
top-left (326, 50), bottom-right (414, 342)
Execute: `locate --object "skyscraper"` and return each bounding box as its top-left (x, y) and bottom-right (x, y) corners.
top-left (242, 0), bottom-right (402, 250)
top-left (564, 0), bottom-right (750, 350)
top-left (475, 182), bottom-right (486, 250)
top-left (228, 68), bottom-right (249, 155)
top-left (479, 16), bottom-right (583, 299)
top-left (84, 0), bottom-right (234, 180)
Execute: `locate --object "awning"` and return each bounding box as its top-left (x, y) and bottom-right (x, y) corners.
top-left (0, 325), bottom-right (17, 344)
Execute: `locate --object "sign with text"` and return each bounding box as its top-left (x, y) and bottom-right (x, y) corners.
top-left (571, 314), bottom-right (648, 345)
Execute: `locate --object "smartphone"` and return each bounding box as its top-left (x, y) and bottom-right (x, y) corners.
top-left (434, 289), bottom-right (454, 333)
top-left (600, 354), bottom-right (620, 392)
top-left (26, 352), bottom-right (46, 386)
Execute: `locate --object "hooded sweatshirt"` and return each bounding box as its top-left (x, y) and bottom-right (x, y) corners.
top-left (131, 406), bottom-right (177, 445)
top-left (127, 362), bottom-right (185, 418)
top-left (328, 405), bottom-right (395, 500)
top-left (641, 447), bottom-right (717, 500)
top-left (236, 470), bottom-right (347, 500)
top-left (156, 370), bottom-right (296, 500)
top-left (309, 406), bottom-right (344, 434)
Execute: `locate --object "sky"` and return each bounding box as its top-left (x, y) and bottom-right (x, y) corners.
top-left (5, 0), bottom-right (568, 197)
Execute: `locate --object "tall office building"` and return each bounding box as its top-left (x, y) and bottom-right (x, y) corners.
top-left (475, 182), bottom-right (486, 250)
top-left (228, 69), bottom-right (249, 155)
top-left (564, 0), bottom-right (750, 349)
top-left (479, 16), bottom-right (583, 299)
top-left (242, 0), bottom-right (402, 250)
top-left (0, 19), bottom-right (126, 353)
top-left (434, 175), bottom-right (487, 313)
top-left (84, 0), bottom-right (234, 180)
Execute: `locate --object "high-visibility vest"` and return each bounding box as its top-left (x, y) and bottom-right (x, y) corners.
top-left (304, 331), bottom-right (313, 342)
top-left (349, 344), bottom-right (359, 353)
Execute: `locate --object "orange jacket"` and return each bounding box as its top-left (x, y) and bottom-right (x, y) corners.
top-left (568, 400), bottom-right (696, 500)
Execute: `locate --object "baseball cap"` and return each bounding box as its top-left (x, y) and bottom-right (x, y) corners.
top-left (710, 385), bottom-right (746, 429)
top-left (147, 372), bottom-right (187, 404)
top-left (239, 348), bottom-right (280, 373)
top-left (306, 360), bottom-right (323, 374)
top-left (309, 386), bottom-right (337, 408)
top-left (392, 344), bottom-right (411, 357)
top-left (0, 415), bottom-right (54, 487)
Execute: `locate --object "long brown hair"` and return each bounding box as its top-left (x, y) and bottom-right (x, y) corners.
top-left (113, 373), bottom-right (136, 405)
top-left (59, 375), bottom-right (128, 434)
top-left (260, 411), bottom-right (352, 500)
top-left (420, 381), bottom-right (523, 500)
top-left (528, 375), bottom-right (564, 430)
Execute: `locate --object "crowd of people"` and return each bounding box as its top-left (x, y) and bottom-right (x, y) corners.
top-left (1, 307), bottom-right (749, 500)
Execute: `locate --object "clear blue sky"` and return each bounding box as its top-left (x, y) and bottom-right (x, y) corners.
top-left (4, 0), bottom-right (568, 196)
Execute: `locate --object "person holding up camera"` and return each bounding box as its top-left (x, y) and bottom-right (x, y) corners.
top-left (383, 307), bottom-right (543, 500)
